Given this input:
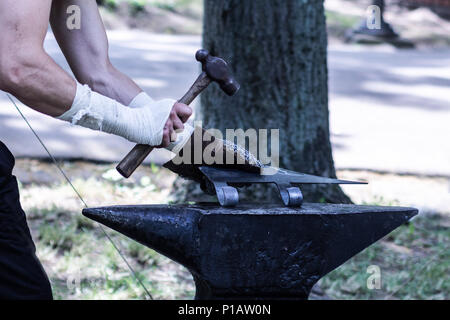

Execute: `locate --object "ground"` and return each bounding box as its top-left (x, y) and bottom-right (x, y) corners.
top-left (14, 159), bottom-right (449, 300)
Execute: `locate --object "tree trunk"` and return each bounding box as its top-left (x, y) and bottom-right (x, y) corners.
top-left (175, 0), bottom-right (350, 204)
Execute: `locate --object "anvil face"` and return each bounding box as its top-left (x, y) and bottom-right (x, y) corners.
top-left (83, 203), bottom-right (417, 300)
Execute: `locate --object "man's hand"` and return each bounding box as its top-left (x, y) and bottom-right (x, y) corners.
top-left (160, 102), bottom-right (193, 148)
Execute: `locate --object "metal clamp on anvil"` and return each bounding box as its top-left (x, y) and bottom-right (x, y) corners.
top-left (198, 166), bottom-right (366, 207)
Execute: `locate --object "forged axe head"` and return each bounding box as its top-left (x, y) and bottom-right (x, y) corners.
top-left (195, 49), bottom-right (240, 96)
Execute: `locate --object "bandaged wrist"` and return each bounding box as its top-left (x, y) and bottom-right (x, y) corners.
top-left (127, 91), bottom-right (195, 154)
top-left (57, 82), bottom-right (174, 146)
top-left (128, 91), bottom-right (154, 109)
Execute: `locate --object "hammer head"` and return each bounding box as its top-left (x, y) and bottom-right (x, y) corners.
top-left (196, 49), bottom-right (240, 96)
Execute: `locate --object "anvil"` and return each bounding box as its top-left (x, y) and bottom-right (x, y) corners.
top-left (83, 203), bottom-right (417, 300)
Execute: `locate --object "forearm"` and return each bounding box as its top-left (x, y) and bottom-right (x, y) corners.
top-left (50, 0), bottom-right (142, 106)
top-left (3, 50), bottom-right (76, 117)
top-left (79, 63), bottom-right (142, 106)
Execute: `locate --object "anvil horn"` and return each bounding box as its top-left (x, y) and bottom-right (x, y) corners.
top-left (83, 203), bottom-right (417, 299)
top-left (83, 205), bottom-right (201, 270)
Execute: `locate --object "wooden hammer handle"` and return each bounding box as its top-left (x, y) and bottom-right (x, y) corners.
top-left (116, 72), bottom-right (211, 178)
top-left (179, 72), bottom-right (211, 105)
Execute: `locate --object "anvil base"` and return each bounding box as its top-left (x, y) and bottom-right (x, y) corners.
top-left (83, 203), bottom-right (417, 300)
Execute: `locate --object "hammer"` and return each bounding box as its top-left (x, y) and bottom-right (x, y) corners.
top-left (116, 49), bottom-right (240, 178)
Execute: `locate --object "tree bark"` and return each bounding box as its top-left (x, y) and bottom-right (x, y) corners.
top-left (176, 0), bottom-right (350, 204)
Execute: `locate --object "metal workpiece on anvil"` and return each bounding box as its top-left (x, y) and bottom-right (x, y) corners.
top-left (83, 203), bottom-right (417, 300)
top-left (198, 166), bottom-right (367, 207)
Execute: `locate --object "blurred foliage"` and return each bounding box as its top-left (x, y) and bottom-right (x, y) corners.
top-left (97, 0), bottom-right (202, 13)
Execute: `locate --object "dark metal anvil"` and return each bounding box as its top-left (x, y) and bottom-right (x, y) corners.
top-left (83, 203), bottom-right (417, 300)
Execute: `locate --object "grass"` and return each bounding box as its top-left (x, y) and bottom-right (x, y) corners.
top-left (319, 206), bottom-right (449, 300)
top-left (31, 204), bottom-right (196, 300)
top-left (325, 9), bottom-right (361, 40)
top-left (14, 160), bottom-right (450, 300)
top-left (319, 214), bottom-right (449, 299)
top-left (100, 0), bottom-right (202, 14)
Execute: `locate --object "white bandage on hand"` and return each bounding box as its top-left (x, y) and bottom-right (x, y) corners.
top-left (57, 82), bottom-right (175, 146)
top-left (127, 91), bottom-right (195, 154)
top-left (128, 91), bottom-right (154, 109)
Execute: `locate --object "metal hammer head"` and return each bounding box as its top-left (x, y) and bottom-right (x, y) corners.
top-left (196, 49), bottom-right (240, 96)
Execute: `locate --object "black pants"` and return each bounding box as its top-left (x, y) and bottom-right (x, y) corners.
top-left (0, 141), bottom-right (52, 300)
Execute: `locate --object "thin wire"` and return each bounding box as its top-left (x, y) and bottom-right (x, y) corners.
top-left (7, 94), bottom-right (153, 300)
